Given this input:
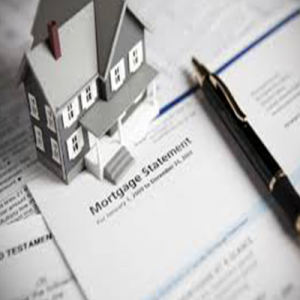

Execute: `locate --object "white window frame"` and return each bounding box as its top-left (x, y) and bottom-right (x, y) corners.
top-left (81, 81), bottom-right (97, 110)
top-left (45, 105), bottom-right (56, 132)
top-left (62, 97), bottom-right (80, 129)
top-left (28, 93), bottom-right (39, 120)
top-left (110, 58), bottom-right (126, 92)
top-left (66, 127), bottom-right (84, 161)
top-left (50, 138), bottom-right (61, 164)
top-left (129, 41), bottom-right (144, 73)
top-left (34, 126), bottom-right (45, 152)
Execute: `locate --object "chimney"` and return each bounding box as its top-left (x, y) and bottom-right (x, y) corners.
top-left (48, 21), bottom-right (62, 60)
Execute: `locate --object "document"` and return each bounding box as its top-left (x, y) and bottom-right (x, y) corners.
top-left (0, 215), bottom-right (84, 300)
top-left (30, 95), bottom-right (300, 300)
top-left (220, 12), bottom-right (300, 182)
top-left (0, 185), bottom-right (38, 226)
top-left (130, 0), bottom-right (300, 106)
top-left (0, 92), bottom-right (41, 226)
top-left (0, 0), bottom-right (41, 225)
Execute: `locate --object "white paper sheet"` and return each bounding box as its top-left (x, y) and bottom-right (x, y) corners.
top-left (30, 94), bottom-right (300, 300)
top-left (130, 0), bottom-right (300, 106)
top-left (220, 14), bottom-right (300, 182)
top-left (0, 215), bottom-right (84, 300)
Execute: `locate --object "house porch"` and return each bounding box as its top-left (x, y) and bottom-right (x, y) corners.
top-left (80, 63), bottom-right (158, 184)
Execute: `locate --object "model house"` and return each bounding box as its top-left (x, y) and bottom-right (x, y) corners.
top-left (19, 0), bottom-right (158, 184)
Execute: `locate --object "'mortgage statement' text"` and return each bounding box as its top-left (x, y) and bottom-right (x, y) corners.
top-left (89, 137), bottom-right (192, 216)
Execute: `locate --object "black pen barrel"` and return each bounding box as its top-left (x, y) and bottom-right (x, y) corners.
top-left (203, 79), bottom-right (274, 185)
top-left (272, 176), bottom-right (300, 232)
top-left (202, 76), bottom-right (300, 234)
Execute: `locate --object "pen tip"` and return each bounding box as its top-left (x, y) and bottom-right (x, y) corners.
top-left (191, 57), bottom-right (202, 71)
top-left (191, 57), bottom-right (198, 66)
top-left (192, 57), bottom-right (208, 74)
top-left (191, 57), bottom-right (209, 86)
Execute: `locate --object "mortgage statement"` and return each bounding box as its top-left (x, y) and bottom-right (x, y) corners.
top-left (31, 93), bottom-right (300, 300)
top-left (0, 0), bottom-right (299, 225)
top-left (27, 1), bottom-right (300, 300)
top-left (30, 1), bottom-right (300, 300)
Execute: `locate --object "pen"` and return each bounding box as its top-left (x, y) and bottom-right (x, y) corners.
top-left (192, 57), bottom-right (300, 235)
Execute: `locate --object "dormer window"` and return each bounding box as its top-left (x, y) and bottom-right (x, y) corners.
top-left (110, 59), bottom-right (126, 92)
top-left (28, 93), bottom-right (39, 120)
top-left (81, 81), bottom-right (97, 110)
top-left (86, 87), bottom-right (92, 101)
top-left (115, 69), bottom-right (121, 84)
top-left (68, 103), bottom-right (74, 119)
top-left (62, 97), bottom-right (80, 128)
top-left (129, 41), bottom-right (143, 73)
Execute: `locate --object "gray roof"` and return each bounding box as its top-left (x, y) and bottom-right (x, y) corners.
top-left (30, 0), bottom-right (148, 80)
top-left (27, 2), bottom-right (98, 110)
top-left (94, 0), bottom-right (126, 80)
top-left (80, 63), bottom-right (157, 138)
top-left (95, 0), bottom-right (149, 80)
top-left (31, 0), bottom-right (91, 47)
